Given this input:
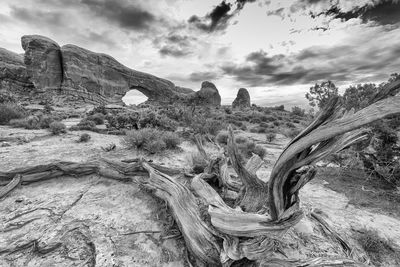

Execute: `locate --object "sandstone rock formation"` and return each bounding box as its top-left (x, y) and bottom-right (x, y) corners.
top-left (232, 88), bottom-right (251, 109)
top-left (0, 48), bottom-right (32, 91)
top-left (189, 81), bottom-right (221, 107)
top-left (0, 48), bottom-right (33, 95)
top-left (60, 44), bottom-right (185, 105)
top-left (1, 35), bottom-right (222, 107)
top-left (22, 35), bottom-right (63, 91)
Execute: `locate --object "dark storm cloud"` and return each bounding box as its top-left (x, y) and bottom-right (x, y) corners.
top-left (189, 71), bottom-right (219, 82)
top-left (220, 44), bottom-right (400, 86)
top-left (313, 0), bottom-right (400, 26)
top-left (81, 0), bottom-right (156, 30)
top-left (188, 0), bottom-right (259, 33)
top-left (188, 1), bottom-right (232, 32)
top-left (236, 0), bottom-right (258, 10)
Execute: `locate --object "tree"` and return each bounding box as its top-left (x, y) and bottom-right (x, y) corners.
top-left (342, 76), bottom-right (400, 187)
top-left (342, 83), bottom-right (377, 111)
top-left (305, 80), bottom-right (339, 109)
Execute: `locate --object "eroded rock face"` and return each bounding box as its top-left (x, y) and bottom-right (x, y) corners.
top-left (21, 35), bottom-right (63, 91)
top-left (0, 48), bottom-right (34, 97)
top-left (60, 44), bottom-right (184, 105)
top-left (189, 81), bottom-right (221, 107)
top-left (232, 88), bottom-right (250, 109)
top-left (2, 35), bottom-right (223, 107)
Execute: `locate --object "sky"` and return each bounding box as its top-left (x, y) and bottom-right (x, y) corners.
top-left (0, 0), bottom-right (399, 108)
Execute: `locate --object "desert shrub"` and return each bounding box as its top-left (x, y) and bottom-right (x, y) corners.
top-left (266, 132), bottom-right (277, 142)
top-left (123, 128), bottom-right (156, 149)
top-left (286, 122), bottom-right (296, 128)
top-left (253, 145), bottom-right (266, 159)
top-left (87, 113), bottom-right (105, 125)
top-left (238, 141), bottom-right (256, 157)
top-left (355, 228), bottom-right (400, 266)
top-left (88, 105), bottom-right (108, 116)
top-left (76, 119), bottom-right (97, 131)
top-left (49, 121), bottom-right (66, 135)
top-left (239, 124), bottom-right (247, 131)
top-left (216, 131), bottom-right (229, 145)
top-left (38, 115), bottom-right (57, 129)
top-left (0, 103), bottom-right (26, 125)
top-left (123, 128), bottom-right (180, 153)
top-left (257, 127), bottom-right (267, 133)
top-left (273, 121), bottom-right (280, 126)
top-left (144, 140), bottom-right (167, 154)
top-left (162, 131), bottom-right (181, 149)
top-left (191, 118), bottom-right (224, 136)
top-left (235, 136), bottom-right (247, 144)
top-left (249, 127), bottom-right (258, 133)
top-left (293, 119), bottom-right (300, 123)
top-left (291, 106), bottom-right (305, 117)
top-left (106, 111), bottom-right (139, 129)
top-left (9, 116), bottom-right (41, 129)
top-left (259, 122), bottom-right (269, 128)
top-left (138, 111), bottom-right (177, 131)
top-left (78, 133), bottom-right (91, 142)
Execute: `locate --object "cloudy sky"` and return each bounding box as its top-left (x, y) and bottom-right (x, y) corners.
top-left (0, 0), bottom-right (399, 107)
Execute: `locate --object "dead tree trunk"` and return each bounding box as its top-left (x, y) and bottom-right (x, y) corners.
top-left (1, 81), bottom-right (400, 266)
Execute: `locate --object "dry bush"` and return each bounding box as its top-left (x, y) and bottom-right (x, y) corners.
top-left (78, 133), bottom-right (91, 142)
top-left (0, 103), bottom-right (26, 125)
top-left (123, 128), bottom-right (181, 153)
top-left (49, 121), bottom-right (67, 135)
top-left (87, 113), bottom-right (105, 125)
top-left (355, 228), bottom-right (400, 266)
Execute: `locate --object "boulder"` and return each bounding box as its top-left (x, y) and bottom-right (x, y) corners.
top-left (190, 81), bottom-right (221, 107)
top-left (232, 88), bottom-right (250, 109)
top-left (21, 35), bottom-right (63, 91)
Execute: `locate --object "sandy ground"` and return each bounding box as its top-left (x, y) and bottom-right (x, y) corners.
top-left (1, 124), bottom-right (400, 266)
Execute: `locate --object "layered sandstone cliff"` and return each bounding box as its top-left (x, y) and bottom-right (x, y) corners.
top-left (0, 35), bottom-right (221, 106)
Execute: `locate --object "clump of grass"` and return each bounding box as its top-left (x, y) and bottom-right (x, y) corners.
top-left (123, 128), bottom-right (181, 153)
top-left (49, 121), bottom-right (67, 135)
top-left (355, 228), bottom-right (400, 266)
top-left (162, 131), bottom-right (181, 149)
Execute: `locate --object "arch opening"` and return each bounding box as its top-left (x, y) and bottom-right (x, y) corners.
top-left (122, 89), bottom-right (148, 106)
